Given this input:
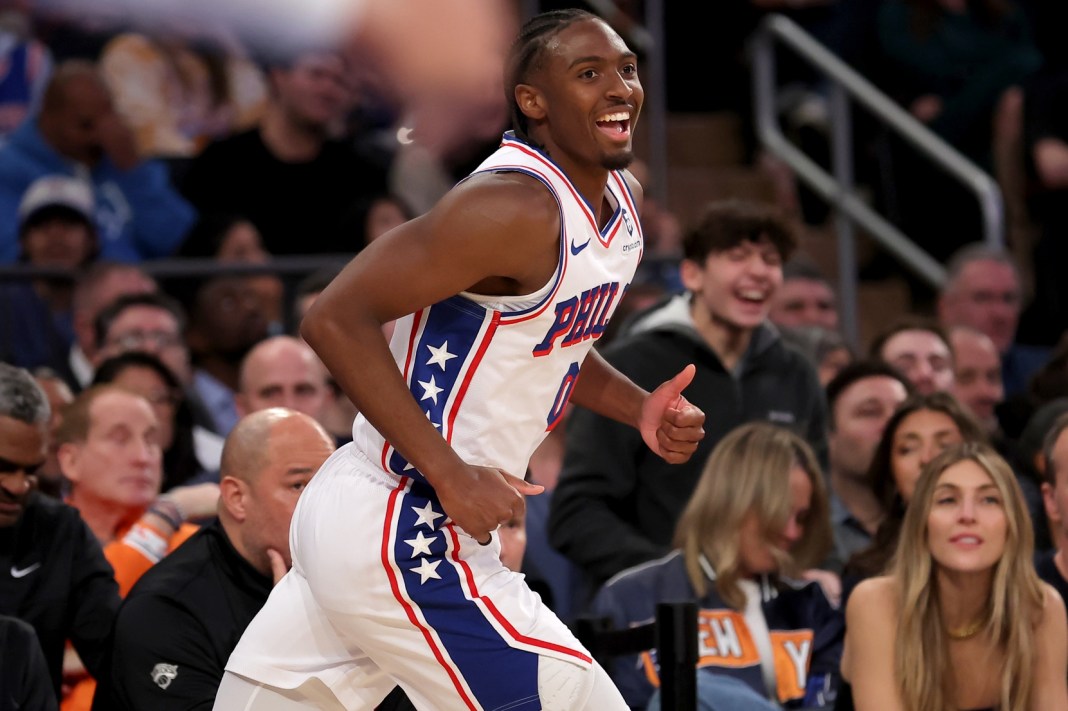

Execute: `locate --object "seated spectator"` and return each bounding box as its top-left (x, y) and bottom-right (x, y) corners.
top-left (356, 192), bottom-right (415, 247)
top-left (0, 363), bottom-right (119, 703)
top-left (181, 275), bottom-right (271, 437)
top-left (937, 244), bottom-right (1050, 396)
top-left (55, 385), bottom-right (219, 709)
top-left (590, 423), bottom-right (841, 710)
top-left (290, 264), bottom-right (360, 439)
top-left (841, 442), bottom-right (1067, 710)
top-left (0, 4), bottom-right (52, 145)
top-left (93, 351), bottom-right (222, 490)
top-left (869, 316), bottom-right (954, 395)
top-left (0, 60), bottom-right (196, 263)
top-left (93, 291), bottom-right (192, 389)
top-left (779, 324), bottom-right (854, 387)
top-left (180, 49), bottom-right (387, 255)
top-left (0, 614), bottom-right (57, 711)
top-left (0, 175), bottom-right (98, 371)
top-left (91, 408), bottom-right (335, 710)
top-left (176, 213), bottom-right (284, 332)
top-left (99, 28), bottom-right (266, 159)
top-left (948, 325), bottom-right (1005, 436)
top-left (844, 392), bottom-right (987, 591)
top-left (550, 200), bottom-right (827, 593)
top-left (769, 255), bottom-right (839, 333)
top-left (235, 335), bottom-right (333, 437)
top-left (825, 362), bottom-right (912, 569)
top-left (65, 262), bottom-right (157, 391)
top-left (31, 366), bottom-right (73, 498)
top-left (1038, 412), bottom-right (1068, 604)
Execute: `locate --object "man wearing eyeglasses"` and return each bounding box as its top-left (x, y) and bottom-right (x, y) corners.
top-left (0, 362), bottom-right (121, 703)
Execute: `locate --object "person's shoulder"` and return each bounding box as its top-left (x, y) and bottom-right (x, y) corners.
top-left (1039, 580), bottom-right (1067, 622)
top-left (846, 575), bottom-right (897, 615)
top-left (20, 493), bottom-right (83, 531)
top-left (435, 170), bottom-right (558, 230)
top-left (123, 527), bottom-right (215, 601)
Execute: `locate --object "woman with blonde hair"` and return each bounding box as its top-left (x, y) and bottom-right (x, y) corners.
top-left (590, 422), bottom-right (841, 710)
top-left (841, 442), bottom-right (1068, 711)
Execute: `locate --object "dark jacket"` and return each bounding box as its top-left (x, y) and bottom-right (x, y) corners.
top-left (0, 614), bottom-right (57, 711)
top-left (550, 295), bottom-right (828, 586)
top-left (0, 493), bottom-right (120, 698)
top-left (590, 551), bottom-right (842, 710)
top-left (91, 520), bottom-right (272, 711)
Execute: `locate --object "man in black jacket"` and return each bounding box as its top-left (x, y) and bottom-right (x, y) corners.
top-left (549, 200), bottom-right (828, 589)
top-left (92, 407), bottom-right (335, 709)
top-left (0, 362), bottom-right (120, 700)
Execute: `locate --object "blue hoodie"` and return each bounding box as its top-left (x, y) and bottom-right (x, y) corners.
top-left (0, 120), bottom-right (196, 263)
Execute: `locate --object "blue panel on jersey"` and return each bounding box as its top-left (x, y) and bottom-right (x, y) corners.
top-left (389, 297), bottom-right (490, 481)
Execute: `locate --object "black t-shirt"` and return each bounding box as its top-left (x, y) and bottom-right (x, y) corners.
top-left (0, 493), bottom-right (119, 698)
top-left (180, 129), bottom-right (388, 255)
top-left (92, 520), bottom-right (272, 710)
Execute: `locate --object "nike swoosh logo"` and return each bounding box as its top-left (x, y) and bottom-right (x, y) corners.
top-left (10, 563), bottom-right (40, 579)
top-left (570, 239), bottom-right (591, 255)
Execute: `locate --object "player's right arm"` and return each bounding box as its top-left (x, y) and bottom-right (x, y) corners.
top-left (301, 173), bottom-right (555, 542)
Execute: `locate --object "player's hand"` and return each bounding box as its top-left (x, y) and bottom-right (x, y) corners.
top-left (436, 465), bottom-right (543, 545)
top-left (638, 364), bottom-right (705, 463)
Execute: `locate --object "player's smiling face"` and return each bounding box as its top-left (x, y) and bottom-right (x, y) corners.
top-left (525, 18), bottom-right (643, 172)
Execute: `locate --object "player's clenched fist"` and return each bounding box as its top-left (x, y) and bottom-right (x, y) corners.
top-left (435, 465), bottom-right (544, 544)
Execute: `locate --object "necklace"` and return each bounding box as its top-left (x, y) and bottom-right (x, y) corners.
top-left (946, 616), bottom-right (986, 640)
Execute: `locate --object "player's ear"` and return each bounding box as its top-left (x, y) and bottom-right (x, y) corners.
top-left (515, 84), bottom-right (547, 122)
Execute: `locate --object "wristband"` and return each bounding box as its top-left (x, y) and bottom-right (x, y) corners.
top-left (147, 497), bottom-right (183, 531)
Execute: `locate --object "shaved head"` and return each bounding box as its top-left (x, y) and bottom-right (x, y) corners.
top-left (219, 407), bottom-right (335, 575)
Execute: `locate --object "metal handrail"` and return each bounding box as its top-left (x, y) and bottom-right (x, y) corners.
top-left (752, 13), bottom-right (1005, 345)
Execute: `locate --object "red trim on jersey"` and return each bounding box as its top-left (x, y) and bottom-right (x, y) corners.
top-left (445, 312), bottom-right (500, 442)
top-left (444, 524), bottom-right (593, 665)
top-left (611, 170), bottom-right (640, 217)
top-left (600, 213), bottom-right (623, 248)
top-left (381, 481), bottom-right (479, 710)
top-left (382, 310), bottom-right (427, 472)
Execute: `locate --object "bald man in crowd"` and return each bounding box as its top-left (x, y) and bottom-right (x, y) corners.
top-left (91, 408), bottom-right (336, 710)
top-left (0, 60), bottom-right (195, 263)
top-left (236, 335), bottom-right (357, 445)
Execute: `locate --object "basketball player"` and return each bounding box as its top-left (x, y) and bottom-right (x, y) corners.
top-left (214, 10), bottom-right (706, 710)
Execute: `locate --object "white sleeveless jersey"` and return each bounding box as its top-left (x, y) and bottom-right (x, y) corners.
top-left (352, 133), bottom-right (643, 481)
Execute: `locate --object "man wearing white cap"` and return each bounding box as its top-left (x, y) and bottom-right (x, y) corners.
top-left (0, 175), bottom-right (99, 371)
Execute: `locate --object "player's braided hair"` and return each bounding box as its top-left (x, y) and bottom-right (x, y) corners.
top-left (506, 9), bottom-right (598, 142)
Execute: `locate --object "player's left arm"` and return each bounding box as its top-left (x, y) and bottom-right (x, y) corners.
top-left (570, 351), bottom-right (704, 464)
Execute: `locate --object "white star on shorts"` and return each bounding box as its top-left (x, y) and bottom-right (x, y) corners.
top-left (405, 531), bottom-right (436, 557)
top-left (411, 501), bottom-right (444, 529)
top-left (411, 558), bottom-right (442, 584)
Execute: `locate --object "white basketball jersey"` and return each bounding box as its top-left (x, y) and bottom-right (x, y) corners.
top-left (353, 132), bottom-right (643, 480)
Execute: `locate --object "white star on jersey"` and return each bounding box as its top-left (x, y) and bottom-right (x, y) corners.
top-left (418, 375), bottom-right (444, 405)
top-left (411, 501), bottom-right (444, 529)
top-left (404, 531), bottom-right (436, 557)
top-left (425, 410), bottom-right (441, 429)
top-left (426, 341), bottom-right (457, 370)
top-left (411, 558), bottom-right (442, 584)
